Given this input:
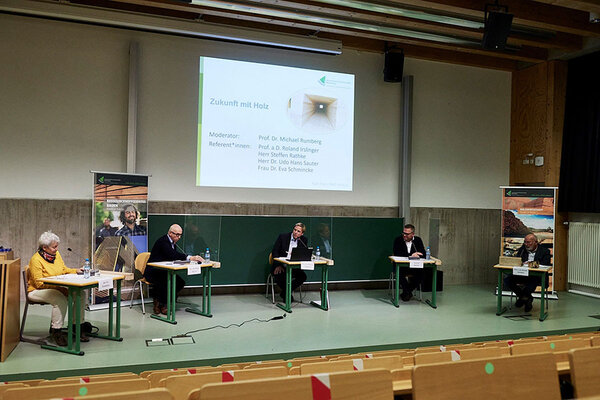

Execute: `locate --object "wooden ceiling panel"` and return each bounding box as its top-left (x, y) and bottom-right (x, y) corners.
top-left (21, 0), bottom-right (598, 69)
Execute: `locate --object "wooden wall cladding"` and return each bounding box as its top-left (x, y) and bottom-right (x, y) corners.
top-left (511, 62), bottom-right (548, 185)
top-left (510, 60), bottom-right (567, 187)
top-left (509, 60), bottom-right (567, 290)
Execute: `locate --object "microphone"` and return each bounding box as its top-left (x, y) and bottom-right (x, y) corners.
top-left (298, 237), bottom-right (308, 248)
top-left (67, 247), bottom-right (88, 261)
top-left (175, 242), bottom-right (187, 255)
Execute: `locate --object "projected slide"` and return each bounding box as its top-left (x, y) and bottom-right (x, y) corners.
top-left (197, 56), bottom-right (354, 191)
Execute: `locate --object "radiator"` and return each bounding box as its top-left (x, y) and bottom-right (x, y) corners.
top-left (568, 222), bottom-right (600, 289)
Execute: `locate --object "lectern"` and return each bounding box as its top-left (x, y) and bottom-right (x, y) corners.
top-left (1, 258), bottom-right (21, 361)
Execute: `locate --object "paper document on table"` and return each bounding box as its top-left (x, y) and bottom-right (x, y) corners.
top-left (390, 256), bottom-right (410, 262)
top-left (300, 261), bottom-right (314, 270)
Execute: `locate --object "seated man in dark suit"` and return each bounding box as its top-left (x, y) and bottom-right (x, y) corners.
top-left (271, 222), bottom-right (308, 302)
top-left (144, 224), bottom-right (203, 315)
top-left (504, 233), bottom-right (552, 312)
top-left (392, 223), bottom-right (426, 302)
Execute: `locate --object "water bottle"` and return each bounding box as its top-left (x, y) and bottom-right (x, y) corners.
top-left (204, 248), bottom-right (210, 263)
top-left (83, 258), bottom-right (91, 279)
top-left (315, 246), bottom-right (321, 260)
top-left (426, 246), bottom-right (431, 260)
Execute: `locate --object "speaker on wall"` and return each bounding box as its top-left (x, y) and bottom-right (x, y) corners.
top-left (482, 10), bottom-right (513, 50)
top-left (384, 50), bottom-right (404, 83)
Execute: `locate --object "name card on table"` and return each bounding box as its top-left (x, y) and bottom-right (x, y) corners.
top-left (409, 259), bottom-right (424, 269)
top-left (97, 277), bottom-right (113, 290)
top-left (512, 266), bottom-right (529, 276)
top-left (300, 261), bottom-right (315, 271)
top-left (187, 264), bottom-right (202, 275)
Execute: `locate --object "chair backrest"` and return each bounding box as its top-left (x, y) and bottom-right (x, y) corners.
top-left (2, 378), bottom-right (44, 386)
top-left (0, 383), bottom-right (28, 397)
top-left (333, 353), bottom-right (376, 360)
top-left (243, 360), bottom-right (288, 370)
top-left (301, 359), bottom-right (354, 374)
top-left (286, 357), bottom-right (329, 368)
top-left (512, 336), bottom-right (546, 344)
top-left (565, 331), bottom-right (600, 340)
top-left (2, 378), bottom-right (150, 400)
top-left (414, 351), bottom-right (454, 365)
top-left (22, 267), bottom-right (49, 307)
top-left (360, 356), bottom-right (403, 370)
top-left (22, 268), bottom-right (28, 294)
top-left (371, 349), bottom-right (413, 358)
top-left (300, 356), bottom-right (402, 374)
top-left (148, 367), bottom-right (217, 387)
top-left (569, 346), bottom-right (600, 398)
top-left (415, 343), bottom-right (475, 354)
top-left (190, 369), bottom-right (393, 400)
top-left (413, 353), bottom-right (561, 400)
top-left (40, 372), bottom-right (140, 386)
top-left (135, 252), bottom-right (151, 275)
top-left (162, 367), bottom-right (287, 400)
top-left (510, 338), bottom-right (590, 356)
top-left (458, 346), bottom-right (511, 361)
top-left (70, 388), bottom-right (173, 400)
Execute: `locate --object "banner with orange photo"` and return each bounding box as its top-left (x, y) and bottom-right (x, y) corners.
top-left (91, 171), bottom-right (149, 307)
top-left (501, 186), bottom-right (557, 294)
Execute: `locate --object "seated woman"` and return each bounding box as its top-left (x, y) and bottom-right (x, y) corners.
top-left (27, 231), bottom-right (88, 346)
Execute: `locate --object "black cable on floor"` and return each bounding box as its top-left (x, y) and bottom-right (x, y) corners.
top-left (174, 314), bottom-right (286, 337)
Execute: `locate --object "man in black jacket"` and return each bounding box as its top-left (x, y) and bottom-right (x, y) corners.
top-left (392, 224), bottom-right (426, 301)
top-left (145, 224), bottom-right (203, 315)
top-left (504, 233), bottom-right (552, 312)
top-left (271, 222), bottom-right (308, 301)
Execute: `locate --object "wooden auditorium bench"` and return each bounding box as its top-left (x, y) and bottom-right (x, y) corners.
top-left (38, 372), bottom-right (139, 386)
top-left (161, 366), bottom-right (288, 400)
top-left (188, 368), bottom-right (393, 400)
top-left (2, 378), bottom-right (150, 400)
top-left (299, 356), bottom-right (402, 375)
top-left (569, 346), bottom-right (600, 398)
top-left (69, 387), bottom-right (173, 399)
top-left (412, 353), bottom-right (561, 400)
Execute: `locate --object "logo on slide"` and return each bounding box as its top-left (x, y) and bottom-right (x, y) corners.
top-left (319, 76), bottom-right (326, 85)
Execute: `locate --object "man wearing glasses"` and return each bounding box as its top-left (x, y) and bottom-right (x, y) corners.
top-left (393, 224), bottom-right (426, 302)
top-left (145, 224), bottom-right (204, 315)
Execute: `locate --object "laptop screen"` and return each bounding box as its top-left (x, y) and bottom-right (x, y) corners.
top-left (288, 246), bottom-right (313, 261)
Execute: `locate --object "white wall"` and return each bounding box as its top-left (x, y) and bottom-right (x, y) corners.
top-left (0, 13), bottom-right (509, 209)
top-left (408, 58), bottom-right (511, 209)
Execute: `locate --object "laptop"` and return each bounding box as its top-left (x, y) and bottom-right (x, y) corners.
top-left (287, 246), bottom-right (313, 261)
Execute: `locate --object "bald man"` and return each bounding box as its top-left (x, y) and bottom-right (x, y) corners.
top-left (503, 233), bottom-right (552, 312)
top-left (145, 224), bottom-right (203, 315)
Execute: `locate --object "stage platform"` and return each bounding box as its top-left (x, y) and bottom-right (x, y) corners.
top-left (1, 284), bottom-right (599, 381)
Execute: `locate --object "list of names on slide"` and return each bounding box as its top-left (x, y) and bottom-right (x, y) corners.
top-left (197, 57), bottom-right (354, 191)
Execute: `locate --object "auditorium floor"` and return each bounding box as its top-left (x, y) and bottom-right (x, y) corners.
top-left (2, 284), bottom-right (599, 381)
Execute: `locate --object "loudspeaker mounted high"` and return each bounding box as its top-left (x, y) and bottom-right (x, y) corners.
top-left (482, 11), bottom-right (513, 50)
top-left (384, 51), bottom-right (404, 83)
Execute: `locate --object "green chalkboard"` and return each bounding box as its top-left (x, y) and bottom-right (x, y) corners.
top-left (148, 215), bottom-right (403, 285)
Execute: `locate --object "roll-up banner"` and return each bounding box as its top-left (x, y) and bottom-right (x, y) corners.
top-left (500, 186), bottom-right (557, 295)
top-left (91, 171), bottom-right (149, 307)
